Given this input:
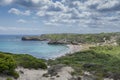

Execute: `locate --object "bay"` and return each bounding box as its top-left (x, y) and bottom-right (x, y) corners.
top-left (0, 35), bottom-right (69, 59)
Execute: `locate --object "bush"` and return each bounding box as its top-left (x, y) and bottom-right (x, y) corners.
top-left (13, 54), bottom-right (47, 69)
top-left (48, 46), bottom-right (120, 78)
top-left (0, 52), bottom-right (47, 79)
top-left (6, 77), bottom-right (13, 80)
top-left (10, 71), bottom-right (19, 79)
top-left (0, 53), bottom-right (16, 74)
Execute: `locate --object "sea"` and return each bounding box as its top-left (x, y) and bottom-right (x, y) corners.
top-left (0, 35), bottom-right (69, 59)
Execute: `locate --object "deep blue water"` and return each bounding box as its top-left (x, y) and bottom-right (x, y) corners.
top-left (0, 35), bottom-right (69, 59)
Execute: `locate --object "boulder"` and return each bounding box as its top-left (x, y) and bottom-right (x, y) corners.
top-left (48, 64), bottom-right (65, 76)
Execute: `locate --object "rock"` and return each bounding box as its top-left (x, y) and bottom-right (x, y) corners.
top-left (47, 64), bottom-right (65, 76)
top-left (83, 63), bottom-right (96, 68)
top-left (69, 76), bottom-right (81, 80)
top-left (83, 63), bottom-right (102, 69)
top-left (71, 41), bottom-right (79, 45)
top-left (42, 65), bottom-right (74, 80)
top-left (82, 74), bottom-right (97, 80)
top-left (69, 74), bottom-right (98, 80)
top-left (104, 78), bottom-right (113, 80)
top-left (105, 72), bottom-right (120, 80)
top-left (21, 35), bottom-right (80, 45)
top-left (48, 41), bottom-right (66, 45)
top-left (21, 36), bottom-right (47, 41)
top-left (19, 70), bottom-right (24, 74)
top-left (42, 73), bottom-right (50, 77)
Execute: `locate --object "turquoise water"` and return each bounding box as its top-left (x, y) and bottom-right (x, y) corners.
top-left (0, 35), bottom-right (69, 59)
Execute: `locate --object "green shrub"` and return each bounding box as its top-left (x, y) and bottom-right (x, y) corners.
top-left (10, 71), bottom-right (19, 79)
top-left (48, 46), bottom-right (120, 78)
top-left (40, 33), bottom-right (120, 43)
top-left (13, 54), bottom-right (47, 69)
top-left (0, 53), bottom-right (16, 74)
top-left (0, 52), bottom-right (47, 79)
top-left (6, 77), bottom-right (13, 80)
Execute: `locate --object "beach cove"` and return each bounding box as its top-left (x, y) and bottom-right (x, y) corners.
top-left (0, 35), bottom-right (81, 59)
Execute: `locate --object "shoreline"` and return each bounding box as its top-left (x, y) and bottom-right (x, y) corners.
top-left (51, 44), bottom-right (82, 60)
top-left (66, 44), bottom-right (82, 54)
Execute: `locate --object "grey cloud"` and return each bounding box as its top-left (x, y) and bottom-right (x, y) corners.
top-left (14, 0), bottom-right (51, 9)
top-left (86, 0), bottom-right (120, 12)
top-left (35, 0), bottom-right (120, 28)
top-left (8, 8), bottom-right (31, 16)
top-left (101, 1), bottom-right (120, 11)
top-left (0, 0), bottom-right (14, 6)
top-left (2, 0), bottom-right (120, 30)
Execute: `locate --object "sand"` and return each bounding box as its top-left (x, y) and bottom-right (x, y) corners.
top-left (0, 66), bottom-right (74, 80)
top-left (16, 67), bottom-right (47, 80)
top-left (50, 44), bottom-right (82, 60)
top-left (66, 44), bottom-right (82, 53)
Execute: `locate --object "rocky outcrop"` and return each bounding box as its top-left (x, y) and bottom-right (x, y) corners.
top-left (48, 41), bottom-right (68, 45)
top-left (21, 33), bottom-right (120, 45)
top-left (45, 64), bottom-right (65, 76)
top-left (22, 36), bottom-right (79, 45)
top-left (42, 64), bottom-right (74, 80)
top-left (105, 72), bottom-right (120, 80)
top-left (22, 36), bottom-right (48, 41)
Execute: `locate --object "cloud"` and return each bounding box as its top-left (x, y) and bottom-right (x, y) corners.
top-left (85, 0), bottom-right (120, 11)
top-left (97, 1), bottom-right (120, 12)
top-left (8, 8), bottom-right (31, 16)
top-left (2, 0), bottom-right (120, 31)
top-left (14, 0), bottom-right (51, 9)
top-left (17, 19), bottom-right (27, 23)
top-left (0, 0), bottom-right (14, 6)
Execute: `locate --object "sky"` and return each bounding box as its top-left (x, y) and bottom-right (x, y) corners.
top-left (0, 0), bottom-right (120, 34)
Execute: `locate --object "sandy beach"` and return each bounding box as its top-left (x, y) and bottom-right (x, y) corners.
top-left (50, 44), bottom-right (82, 60)
top-left (66, 44), bottom-right (82, 53)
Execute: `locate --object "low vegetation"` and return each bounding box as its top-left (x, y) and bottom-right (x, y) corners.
top-left (0, 53), bottom-right (19, 79)
top-left (40, 32), bottom-right (120, 43)
top-left (12, 54), bottom-right (47, 69)
top-left (6, 77), bottom-right (13, 80)
top-left (1, 32), bottom-right (120, 79)
top-left (0, 52), bottom-right (47, 78)
top-left (48, 46), bottom-right (120, 79)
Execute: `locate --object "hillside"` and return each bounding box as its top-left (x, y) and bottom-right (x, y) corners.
top-left (0, 52), bottom-right (47, 79)
top-left (22, 32), bottom-right (120, 45)
top-left (48, 45), bottom-right (120, 80)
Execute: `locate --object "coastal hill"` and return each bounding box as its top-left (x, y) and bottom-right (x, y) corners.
top-left (20, 32), bottom-right (120, 80)
top-left (22, 32), bottom-right (120, 45)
